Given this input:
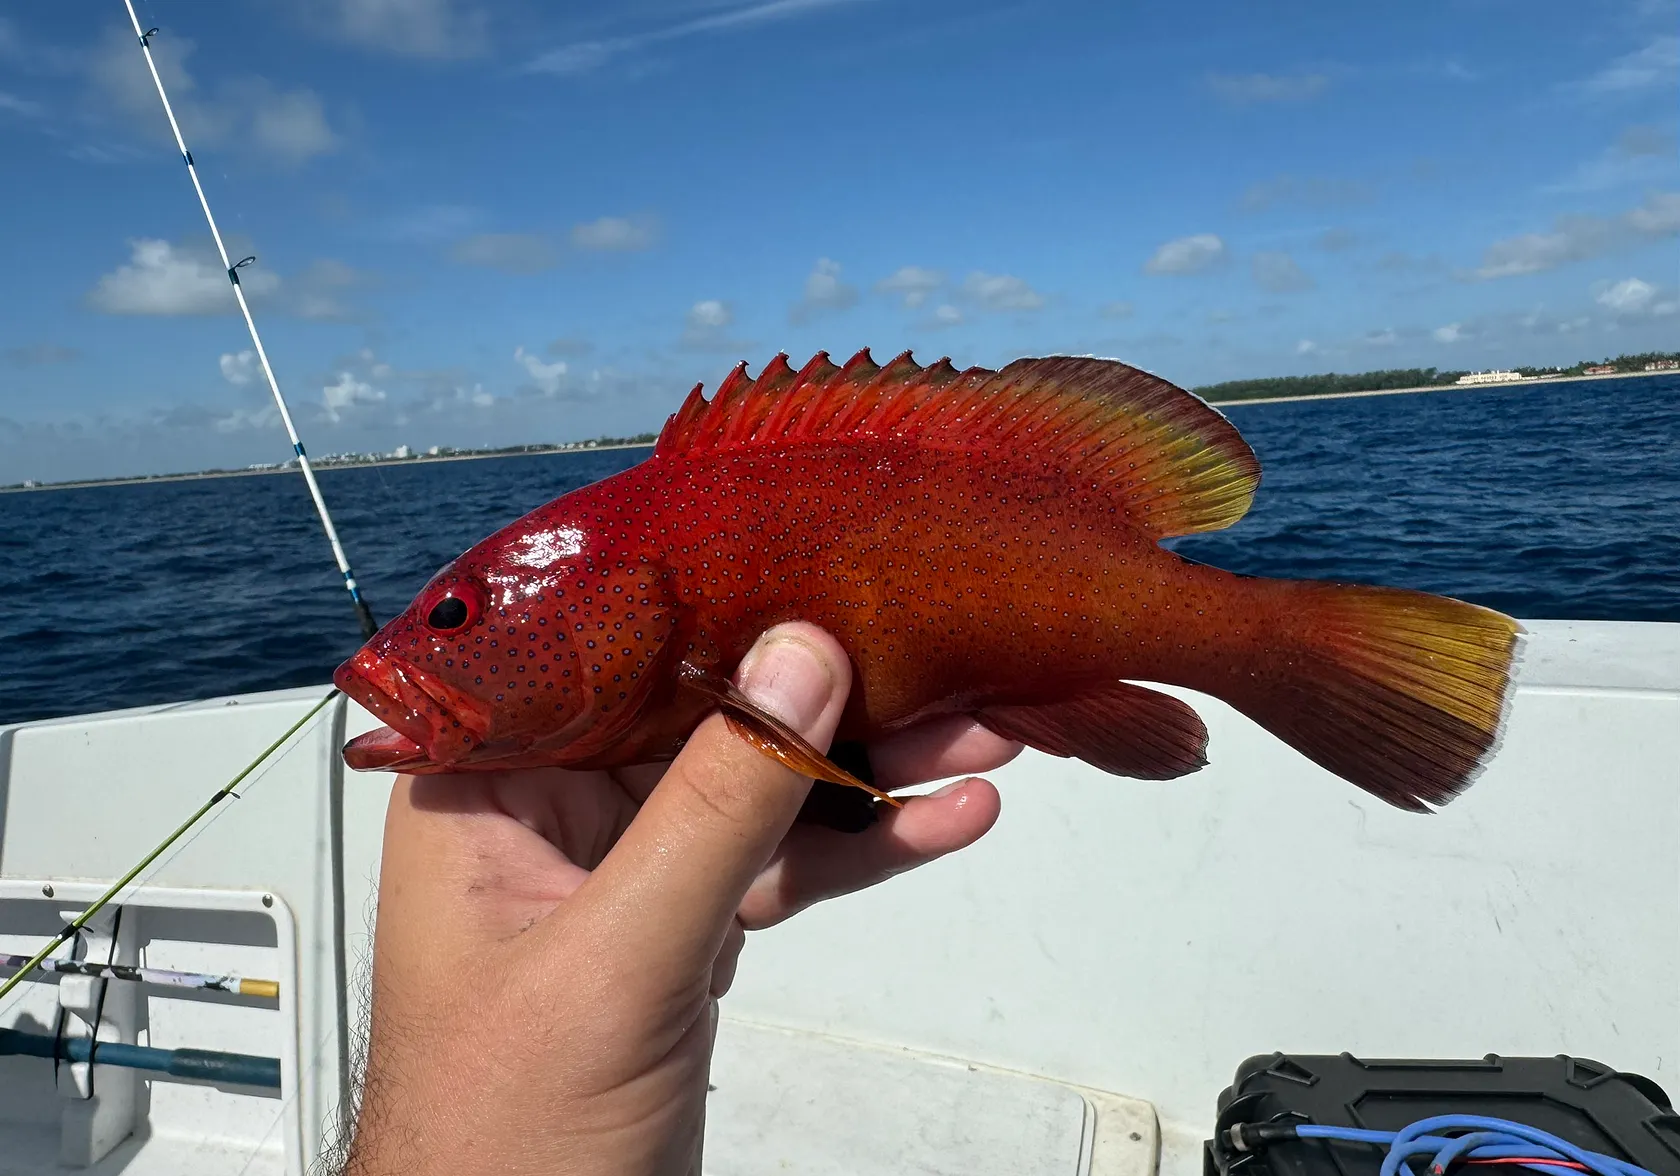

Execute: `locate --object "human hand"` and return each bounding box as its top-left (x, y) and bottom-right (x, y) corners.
top-left (340, 621), bottom-right (1016, 1176)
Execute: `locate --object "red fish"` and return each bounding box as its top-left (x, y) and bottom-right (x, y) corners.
top-left (335, 349), bottom-right (1522, 812)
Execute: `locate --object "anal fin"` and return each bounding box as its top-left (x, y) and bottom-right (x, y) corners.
top-left (796, 743), bottom-right (884, 833)
top-left (678, 662), bottom-right (904, 807)
top-left (977, 681), bottom-right (1209, 780)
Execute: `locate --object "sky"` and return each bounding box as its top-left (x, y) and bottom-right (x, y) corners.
top-left (0, 0), bottom-right (1676, 482)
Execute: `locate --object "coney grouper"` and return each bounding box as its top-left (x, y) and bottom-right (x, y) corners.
top-left (334, 349), bottom-right (1522, 814)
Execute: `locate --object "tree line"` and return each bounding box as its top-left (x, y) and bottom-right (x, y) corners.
top-left (1193, 350), bottom-right (1680, 402)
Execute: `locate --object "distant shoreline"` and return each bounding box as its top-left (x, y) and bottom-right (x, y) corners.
top-left (0, 441), bottom-right (658, 494)
top-left (1204, 367), bottom-right (1658, 407)
top-left (1, 368), bottom-right (1665, 494)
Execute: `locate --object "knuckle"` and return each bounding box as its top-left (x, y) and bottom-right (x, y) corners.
top-left (678, 763), bottom-right (763, 832)
top-left (664, 739), bottom-right (768, 833)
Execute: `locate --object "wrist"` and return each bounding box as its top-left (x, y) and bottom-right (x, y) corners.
top-left (337, 1043), bottom-right (712, 1176)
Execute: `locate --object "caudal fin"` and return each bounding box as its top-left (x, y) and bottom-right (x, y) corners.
top-left (1221, 581), bottom-right (1523, 811)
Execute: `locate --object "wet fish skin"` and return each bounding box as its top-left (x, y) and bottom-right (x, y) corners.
top-left (335, 349), bottom-right (1521, 812)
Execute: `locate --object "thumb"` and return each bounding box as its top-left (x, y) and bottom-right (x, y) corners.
top-left (573, 622), bottom-right (852, 984)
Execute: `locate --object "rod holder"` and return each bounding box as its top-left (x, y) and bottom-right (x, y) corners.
top-left (53, 907), bottom-right (140, 1168)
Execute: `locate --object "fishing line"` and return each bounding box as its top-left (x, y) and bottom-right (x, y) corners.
top-left (120, 0), bottom-right (378, 641)
top-left (0, 690), bottom-right (338, 1009)
top-left (108, 8), bottom-right (377, 1132)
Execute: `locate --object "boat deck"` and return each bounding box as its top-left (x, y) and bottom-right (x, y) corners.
top-left (3, 618), bottom-right (1677, 1174)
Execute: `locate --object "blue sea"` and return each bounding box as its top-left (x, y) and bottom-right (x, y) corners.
top-left (3, 374), bottom-right (1677, 726)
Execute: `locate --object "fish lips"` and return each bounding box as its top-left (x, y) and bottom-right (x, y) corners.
top-left (334, 649), bottom-right (496, 770)
top-left (339, 725), bottom-right (431, 773)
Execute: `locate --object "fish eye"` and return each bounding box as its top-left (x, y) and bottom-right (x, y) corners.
top-left (420, 579), bottom-right (486, 636)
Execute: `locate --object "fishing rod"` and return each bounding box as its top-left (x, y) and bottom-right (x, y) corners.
top-left (0, 1027), bottom-right (282, 1090)
top-left (0, 10), bottom-right (380, 1133)
top-left (121, 0), bottom-right (378, 641)
top-left (1, 953), bottom-right (280, 1000)
top-left (0, 690), bottom-right (337, 1008)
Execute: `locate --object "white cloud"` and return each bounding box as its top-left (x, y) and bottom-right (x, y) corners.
top-left (1547, 150), bottom-right (1675, 195)
top-left (424, 381), bottom-right (497, 414)
top-left (790, 257), bottom-right (857, 323)
top-left (457, 383), bottom-right (494, 408)
top-left (1099, 300), bottom-right (1134, 319)
top-left (1432, 323), bottom-right (1467, 343)
top-left (1295, 339), bottom-right (1318, 355)
top-left (1251, 250), bottom-right (1313, 292)
top-left (1591, 276), bottom-right (1678, 316)
top-left (311, 0), bottom-right (489, 59)
top-left (1619, 125), bottom-right (1677, 156)
top-left (570, 215), bottom-right (658, 251)
top-left (89, 238), bottom-right (277, 316)
top-left (385, 204), bottom-right (482, 242)
top-left (450, 232), bottom-right (556, 273)
top-left (1596, 277), bottom-right (1657, 312)
top-left (515, 346), bottom-right (568, 395)
top-left (930, 304), bottom-right (963, 328)
top-left (1242, 175), bottom-right (1372, 212)
top-left (244, 84), bottom-right (338, 163)
top-left (1582, 35), bottom-right (1679, 93)
top-left (220, 349), bottom-right (259, 385)
top-left (526, 0), bottom-right (862, 76)
top-left (688, 300), bottom-right (731, 330)
top-left (532, 42), bottom-right (615, 75)
top-left (322, 370), bottom-right (386, 421)
top-left (90, 27), bottom-right (338, 166)
top-left (89, 24), bottom-right (217, 144)
top-left (679, 298), bottom-right (748, 352)
top-left (1206, 72), bottom-right (1329, 103)
top-left (1473, 191), bottom-right (1680, 278)
top-left (0, 90), bottom-right (42, 118)
top-left (1625, 191), bottom-right (1680, 234)
top-left (1362, 328), bottom-right (1398, 347)
top-left (876, 265), bottom-right (944, 307)
top-left (1144, 233), bottom-right (1226, 275)
top-left (291, 258), bottom-right (369, 321)
top-left (1475, 220), bottom-right (1614, 277)
top-left (212, 406), bottom-right (276, 434)
top-left (960, 271), bottom-right (1045, 311)
top-left (1548, 125), bottom-right (1679, 194)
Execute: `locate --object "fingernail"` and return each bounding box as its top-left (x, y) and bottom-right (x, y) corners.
top-left (738, 633), bottom-right (834, 732)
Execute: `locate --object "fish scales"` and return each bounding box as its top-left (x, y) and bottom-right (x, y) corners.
top-left (596, 445), bottom-right (1237, 726)
top-left (335, 349), bottom-right (1522, 813)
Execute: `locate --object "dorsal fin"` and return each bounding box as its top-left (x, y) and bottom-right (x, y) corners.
top-left (652, 348), bottom-right (1261, 537)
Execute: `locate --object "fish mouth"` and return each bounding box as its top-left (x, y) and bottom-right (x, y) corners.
top-left (334, 650), bottom-right (496, 772)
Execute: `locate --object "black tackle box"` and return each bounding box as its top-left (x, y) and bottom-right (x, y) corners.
top-left (1203, 1052), bottom-right (1680, 1176)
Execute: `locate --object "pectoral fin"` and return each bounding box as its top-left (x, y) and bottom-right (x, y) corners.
top-left (978, 681), bottom-right (1209, 780)
top-left (678, 662), bottom-right (904, 807)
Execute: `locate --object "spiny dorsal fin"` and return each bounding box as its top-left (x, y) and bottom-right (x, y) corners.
top-left (652, 348), bottom-right (1261, 538)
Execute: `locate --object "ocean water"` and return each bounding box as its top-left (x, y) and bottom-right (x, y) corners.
top-left (2, 374), bottom-right (1677, 726)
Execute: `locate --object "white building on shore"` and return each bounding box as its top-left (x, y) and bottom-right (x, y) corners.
top-left (1455, 369), bottom-right (1527, 385)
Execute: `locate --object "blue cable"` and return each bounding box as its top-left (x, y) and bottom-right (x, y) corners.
top-left (1291, 1113), bottom-right (1657, 1176)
